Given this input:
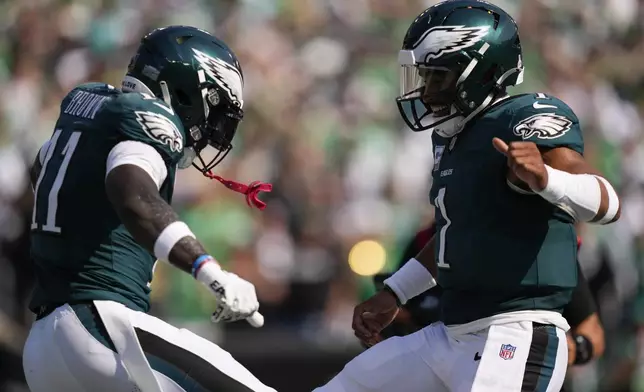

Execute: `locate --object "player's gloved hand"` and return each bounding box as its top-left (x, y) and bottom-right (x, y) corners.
top-left (492, 138), bottom-right (548, 191)
top-left (352, 289), bottom-right (400, 347)
top-left (192, 255), bottom-right (264, 328)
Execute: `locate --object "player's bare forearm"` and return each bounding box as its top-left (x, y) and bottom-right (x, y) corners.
top-left (541, 147), bottom-right (621, 223)
top-left (414, 234), bottom-right (437, 276)
top-left (105, 164), bottom-right (206, 274)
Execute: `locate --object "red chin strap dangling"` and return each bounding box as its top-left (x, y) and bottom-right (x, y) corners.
top-left (204, 171), bottom-right (273, 210)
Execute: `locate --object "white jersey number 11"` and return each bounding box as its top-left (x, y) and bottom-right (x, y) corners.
top-left (31, 129), bottom-right (81, 233)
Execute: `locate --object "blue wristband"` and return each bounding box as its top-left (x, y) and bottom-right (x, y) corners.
top-left (192, 255), bottom-right (214, 277)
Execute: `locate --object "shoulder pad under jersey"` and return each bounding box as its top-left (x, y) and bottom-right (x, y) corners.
top-left (101, 92), bottom-right (186, 165)
top-left (499, 93), bottom-right (584, 155)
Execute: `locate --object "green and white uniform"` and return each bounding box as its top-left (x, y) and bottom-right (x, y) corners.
top-left (319, 94), bottom-right (577, 392)
top-left (30, 82), bottom-right (184, 313)
top-left (319, 1), bottom-right (581, 390)
top-left (430, 93), bottom-right (581, 325)
top-left (24, 25), bottom-right (277, 392)
top-left (26, 82), bottom-right (276, 392)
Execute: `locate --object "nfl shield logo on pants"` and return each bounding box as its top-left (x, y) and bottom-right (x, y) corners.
top-left (499, 344), bottom-right (516, 360)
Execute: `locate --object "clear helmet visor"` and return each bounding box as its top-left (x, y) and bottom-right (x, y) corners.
top-left (397, 65), bottom-right (462, 133)
top-left (399, 65), bottom-right (459, 101)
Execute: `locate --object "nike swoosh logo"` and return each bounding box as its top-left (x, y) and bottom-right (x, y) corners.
top-left (474, 352), bottom-right (482, 361)
top-left (153, 102), bottom-right (175, 116)
top-left (533, 102), bottom-right (558, 110)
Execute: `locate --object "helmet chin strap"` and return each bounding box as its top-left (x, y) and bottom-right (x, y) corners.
top-left (454, 66), bottom-right (522, 131)
top-left (431, 41), bottom-right (522, 138)
top-left (436, 66), bottom-right (522, 138)
top-left (197, 68), bottom-right (273, 210)
top-left (432, 106), bottom-right (465, 138)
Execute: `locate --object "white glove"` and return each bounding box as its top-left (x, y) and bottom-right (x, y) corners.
top-left (193, 257), bottom-right (264, 327)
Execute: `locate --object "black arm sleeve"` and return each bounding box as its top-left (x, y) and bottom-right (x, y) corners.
top-left (563, 261), bottom-right (597, 329)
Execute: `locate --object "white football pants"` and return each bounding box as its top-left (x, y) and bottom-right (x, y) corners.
top-left (315, 320), bottom-right (568, 392)
top-left (22, 301), bottom-right (277, 392)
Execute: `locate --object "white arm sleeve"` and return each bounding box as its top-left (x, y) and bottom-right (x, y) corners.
top-left (37, 139), bottom-right (52, 165)
top-left (536, 165), bottom-right (620, 224)
top-left (106, 141), bottom-right (168, 189)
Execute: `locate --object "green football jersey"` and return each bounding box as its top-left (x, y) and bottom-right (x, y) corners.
top-left (29, 82), bottom-right (185, 313)
top-left (429, 93), bottom-right (582, 325)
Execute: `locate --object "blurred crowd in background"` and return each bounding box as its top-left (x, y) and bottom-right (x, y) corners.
top-left (0, 0), bottom-right (643, 391)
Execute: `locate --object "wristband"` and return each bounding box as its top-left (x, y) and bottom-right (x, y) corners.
top-left (573, 334), bottom-right (594, 365)
top-left (154, 221), bottom-right (195, 261)
top-left (191, 254), bottom-right (215, 278)
top-left (383, 258), bottom-right (436, 305)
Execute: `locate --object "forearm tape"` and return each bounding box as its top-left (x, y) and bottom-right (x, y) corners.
top-left (537, 165), bottom-right (619, 224)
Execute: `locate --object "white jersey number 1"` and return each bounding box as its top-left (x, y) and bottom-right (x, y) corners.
top-left (435, 187), bottom-right (451, 269)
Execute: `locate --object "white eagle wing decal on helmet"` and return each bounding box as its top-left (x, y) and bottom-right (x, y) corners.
top-left (135, 111), bottom-right (184, 152)
top-left (413, 26), bottom-right (490, 61)
top-left (192, 48), bottom-right (244, 108)
top-left (513, 113), bottom-right (573, 140)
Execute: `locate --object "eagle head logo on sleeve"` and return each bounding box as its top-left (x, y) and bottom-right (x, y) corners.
top-left (412, 25), bottom-right (490, 61)
top-left (513, 113), bottom-right (573, 140)
top-left (192, 48), bottom-right (244, 109)
top-left (135, 111), bottom-right (184, 153)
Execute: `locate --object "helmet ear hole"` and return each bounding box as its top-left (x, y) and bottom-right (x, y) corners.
top-left (481, 65), bottom-right (498, 85)
top-left (175, 89), bottom-right (191, 106)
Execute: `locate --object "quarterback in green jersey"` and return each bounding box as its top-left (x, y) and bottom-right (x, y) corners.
top-left (317, 1), bottom-right (622, 392)
top-left (22, 26), bottom-right (276, 392)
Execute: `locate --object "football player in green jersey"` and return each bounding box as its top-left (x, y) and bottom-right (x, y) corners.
top-left (316, 1), bottom-right (621, 391)
top-left (23, 26), bottom-right (276, 392)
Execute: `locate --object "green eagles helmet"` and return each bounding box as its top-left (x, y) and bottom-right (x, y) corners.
top-left (124, 25), bottom-right (244, 173)
top-left (396, 0), bottom-right (524, 138)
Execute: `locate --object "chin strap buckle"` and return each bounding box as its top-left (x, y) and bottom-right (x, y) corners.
top-left (205, 171), bottom-right (272, 210)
